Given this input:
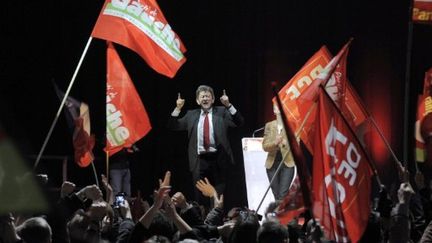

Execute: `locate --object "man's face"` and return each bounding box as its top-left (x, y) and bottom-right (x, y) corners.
top-left (196, 91), bottom-right (214, 110)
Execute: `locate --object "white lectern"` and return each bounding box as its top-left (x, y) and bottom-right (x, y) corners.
top-left (242, 137), bottom-right (274, 217)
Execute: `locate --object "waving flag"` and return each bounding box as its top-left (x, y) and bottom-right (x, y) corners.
top-left (276, 40), bottom-right (368, 153)
top-left (106, 42), bottom-right (152, 156)
top-left (415, 67), bottom-right (432, 163)
top-left (274, 46), bottom-right (331, 151)
top-left (312, 88), bottom-right (373, 242)
top-left (92, 0), bottom-right (187, 78)
top-left (54, 84), bottom-right (95, 167)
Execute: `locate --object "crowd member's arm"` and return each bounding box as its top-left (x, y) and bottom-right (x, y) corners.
top-left (101, 174), bottom-right (114, 205)
top-left (163, 197), bottom-right (193, 234)
top-left (115, 200), bottom-right (134, 243)
top-left (172, 192), bottom-right (204, 227)
top-left (389, 182), bottom-right (415, 243)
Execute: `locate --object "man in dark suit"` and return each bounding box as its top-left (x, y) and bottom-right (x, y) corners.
top-left (168, 85), bottom-right (244, 199)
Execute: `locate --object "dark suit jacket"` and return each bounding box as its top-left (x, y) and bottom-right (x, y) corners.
top-left (168, 106), bottom-right (244, 171)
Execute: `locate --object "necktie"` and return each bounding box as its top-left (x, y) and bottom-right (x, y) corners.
top-left (203, 112), bottom-right (210, 151)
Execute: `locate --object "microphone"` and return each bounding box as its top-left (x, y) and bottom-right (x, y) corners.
top-left (252, 126), bottom-right (265, 138)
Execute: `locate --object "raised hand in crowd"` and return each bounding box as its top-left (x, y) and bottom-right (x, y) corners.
top-left (172, 192), bottom-right (190, 211)
top-left (119, 199), bottom-right (132, 220)
top-left (196, 177), bottom-right (217, 198)
top-left (60, 181), bottom-right (76, 198)
top-left (162, 196), bottom-right (193, 234)
top-left (159, 170), bottom-right (171, 188)
top-left (101, 174), bottom-right (114, 205)
top-left (398, 182), bottom-right (415, 204)
top-left (129, 190), bottom-right (150, 223)
top-left (196, 177), bottom-right (223, 209)
top-left (76, 184), bottom-right (103, 202)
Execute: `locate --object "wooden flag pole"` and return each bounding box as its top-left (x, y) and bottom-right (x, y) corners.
top-left (33, 37), bottom-right (94, 169)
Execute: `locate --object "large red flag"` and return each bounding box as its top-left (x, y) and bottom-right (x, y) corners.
top-left (92, 0), bottom-right (187, 78)
top-left (275, 47), bottom-right (331, 152)
top-left (276, 41), bottom-right (368, 153)
top-left (106, 42), bottom-right (152, 155)
top-left (312, 89), bottom-right (373, 242)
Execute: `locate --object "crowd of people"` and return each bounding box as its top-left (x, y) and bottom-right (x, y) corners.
top-left (2, 168), bottom-right (432, 243)
top-left (3, 84), bottom-right (432, 242)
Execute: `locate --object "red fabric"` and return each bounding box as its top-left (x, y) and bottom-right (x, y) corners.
top-left (73, 118), bottom-right (95, 167)
top-left (274, 41), bottom-right (368, 154)
top-left (312, 89), bottom-right (372, 242)
top-left (203, 112), bottom-right (210, 150)
top-left (416, 68), bottom-right (432, 163)
top-left (276, 173), bottom-right (306, 224)
top-left (413, 0), bottom-right (432, 24)
top-left (106, 42), bottom-right (152, 155)
top-left (92, 0), bottom-right (186, 78)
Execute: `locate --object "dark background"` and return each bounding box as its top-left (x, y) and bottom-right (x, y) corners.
top-left (2, 0), bottom-right (432, 208)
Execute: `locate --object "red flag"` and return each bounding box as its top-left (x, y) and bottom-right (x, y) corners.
top-left (415, 68), bottom-right (432, 163)
top-left (54, 84), bottom-right (95, 167)
top-left (92, 0), bottom-right (187, 78)
top-left (276, 171), bottom-right (306, 224)
top-left (274, 46), bottom-right (332, 152)
top-left (276, 40), bottom-right (368, 153)
top-left (413, 0), bottom-right (432, 24)
top-left (106, 42), bottom-right (152, 155)
top-left (312, 89), bottom-right (373, 242)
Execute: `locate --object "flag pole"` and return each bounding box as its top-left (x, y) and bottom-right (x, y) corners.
top-left (368, 117), bottom-right (405, 171)
top-left (33, 37), bottom-right (94, 169)
top-left (403, 0), bottom-right (415, 168)
top-left (272, 82), bottom-right (313, 209)
top-left (90, 161), bottom-right (100, 188)
top-left (255, 104), bottom-right (316, 213)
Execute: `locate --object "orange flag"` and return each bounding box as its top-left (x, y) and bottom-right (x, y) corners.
top-left (276, 41), bottom-right (368, 153)
top-left (106, 42), bottom-right (152, 155)
top-left (92, 0), bottom-right (187, 78)
top-left (274, 47), bottom-right (332, 152)
top-left (312, 88), bottom-right (372, 242)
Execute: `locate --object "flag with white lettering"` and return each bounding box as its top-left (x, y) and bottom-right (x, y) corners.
top-left (274, 47), bottom-right (331, 152)
top-left (276, 41), bottom-right (368, 154)
top-left (54, 83), bottom-right (95, 167)
top-left (106, 42), bottom-right (152, 155)
top-left (413, 0), bottom-right (432, 24)
top-left (312, 88), bottom-right (373, 242)
top-left (92, 0), bottom-right (187, 78)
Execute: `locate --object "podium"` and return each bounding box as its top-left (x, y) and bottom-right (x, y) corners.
top-left (242, 137), bottom-right (274, 217)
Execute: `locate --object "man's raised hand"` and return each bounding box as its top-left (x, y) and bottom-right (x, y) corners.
top-left (220, 89), bottom-right (231, 107)
top-left (176, 93), bottom-right (185, 110)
